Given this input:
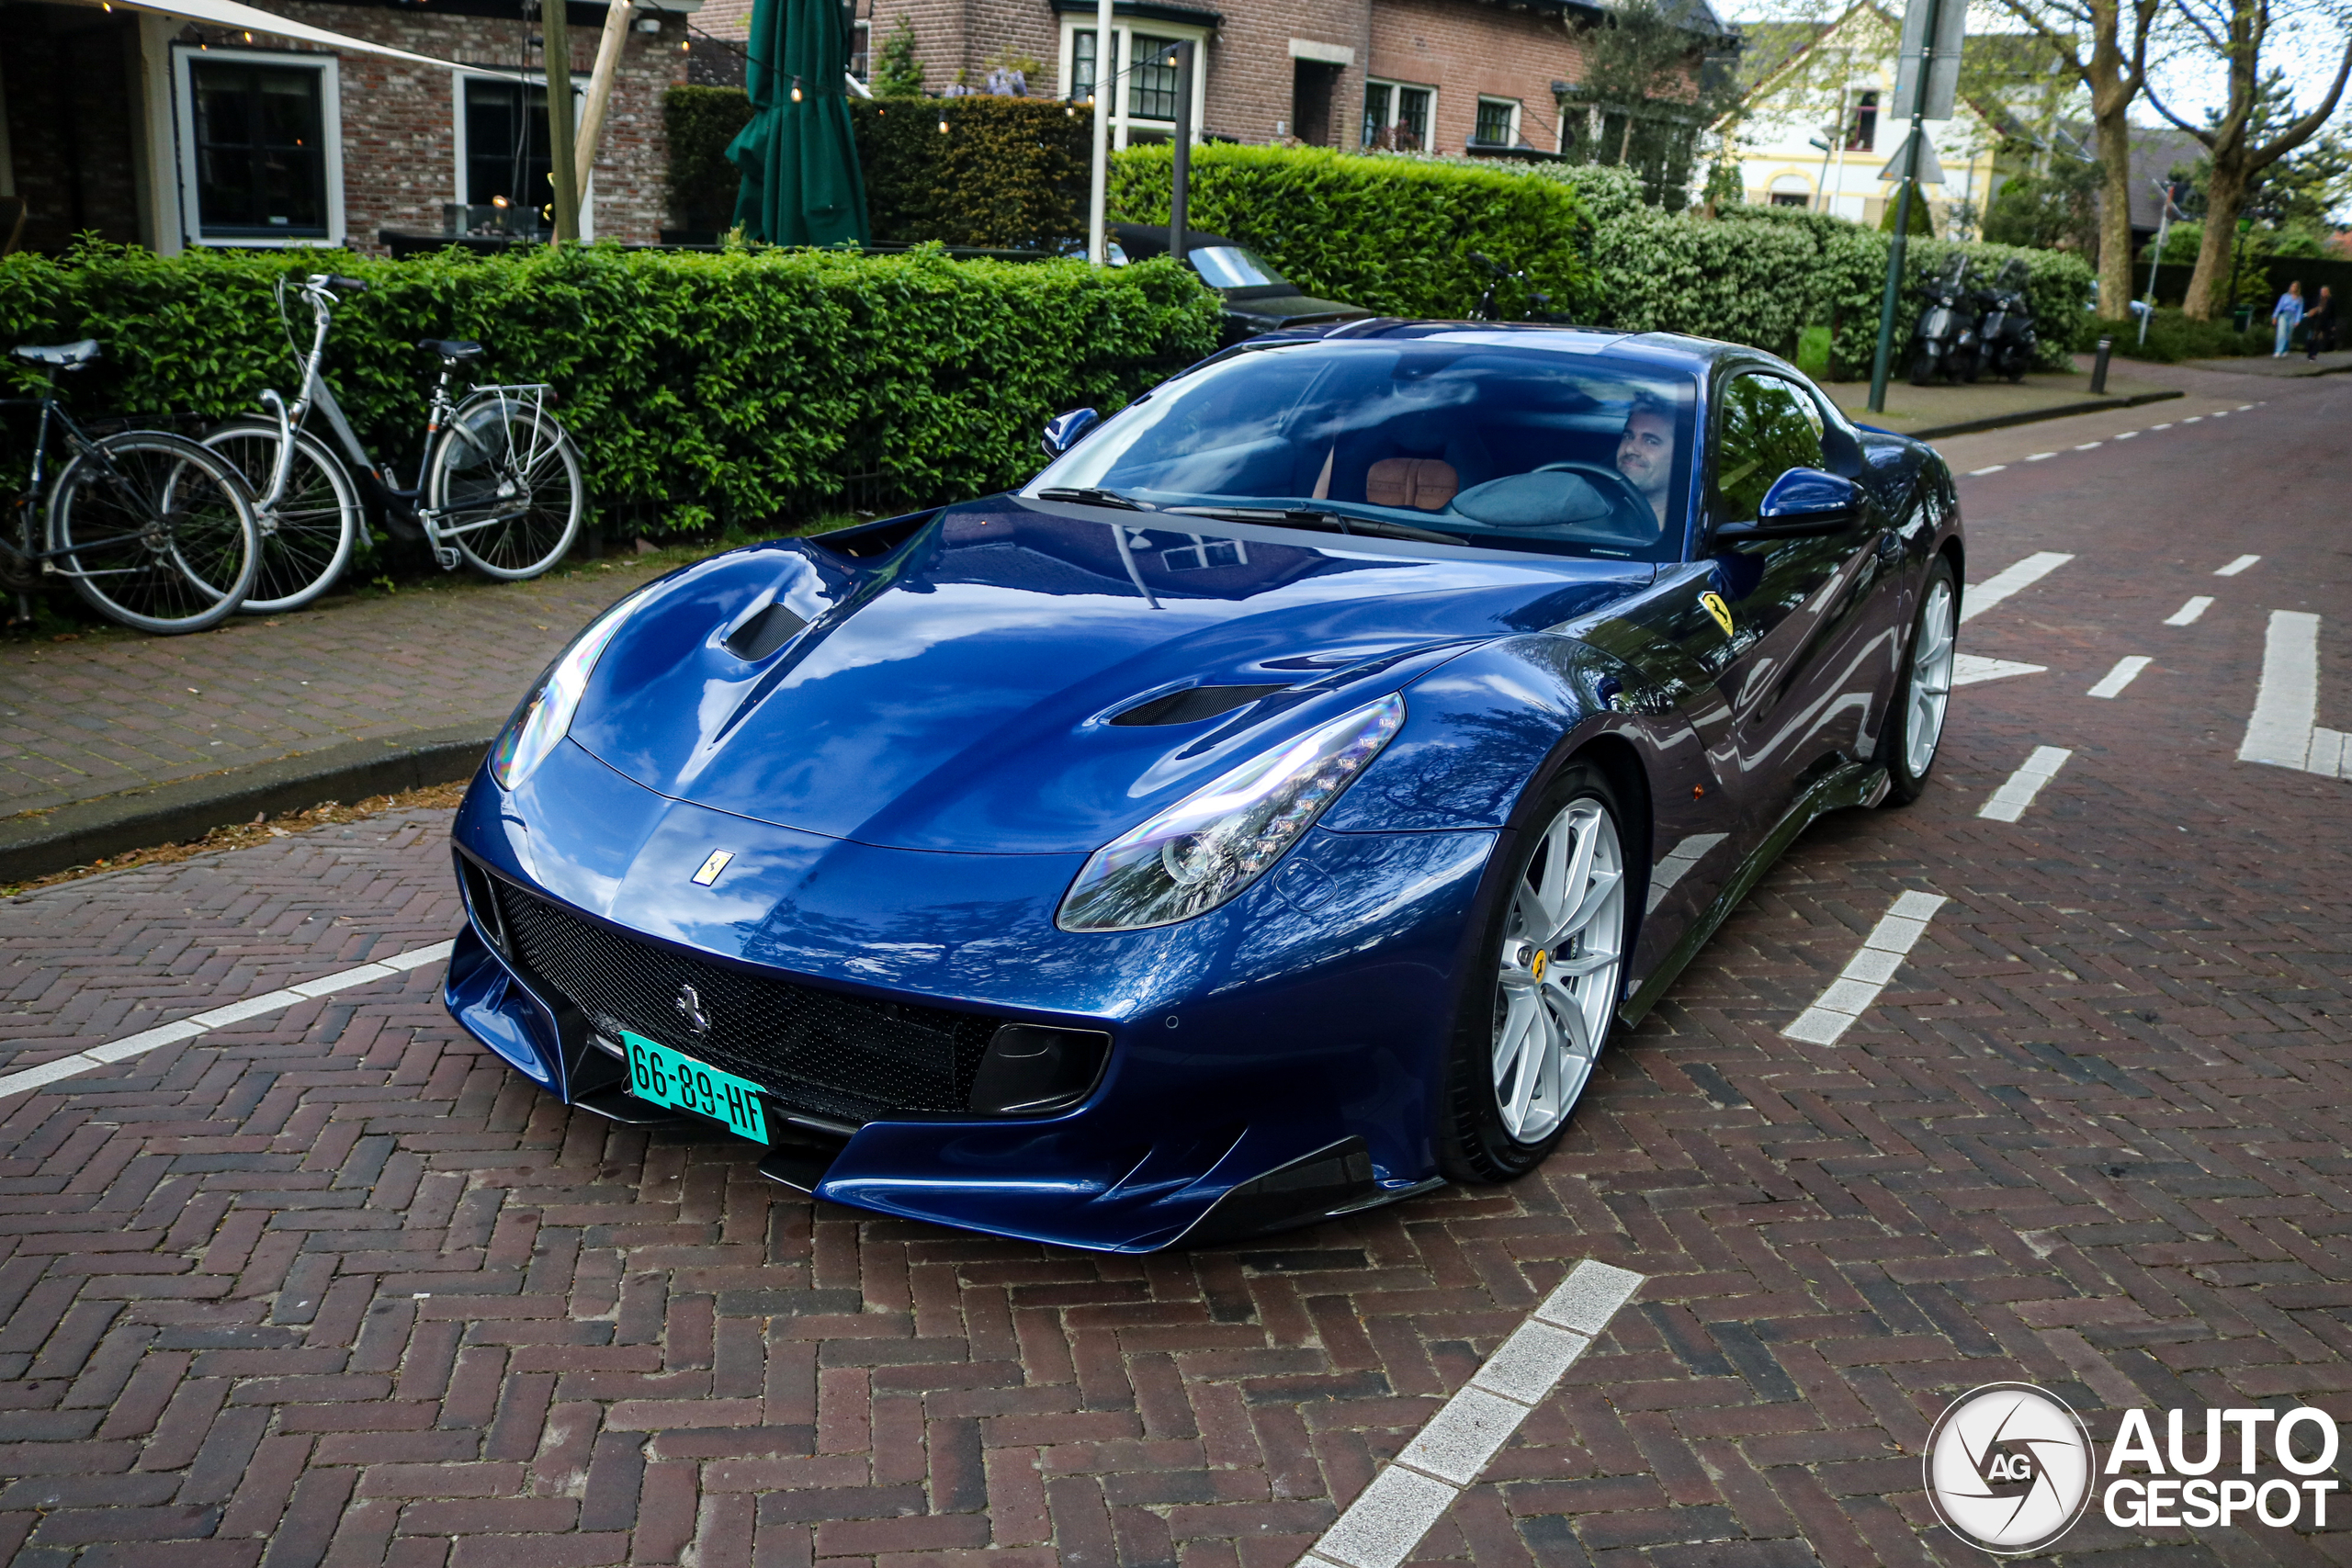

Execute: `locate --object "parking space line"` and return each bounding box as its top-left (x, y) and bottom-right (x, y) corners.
top-left (1300, 1260), bottom-right (1645, 1568)
top-left (2216, 555), bottom-right (2262, 577)
top-left (2241, 610), bottom-right (2322, 771)
top-left (1961, 551), bottom-right (2075, 624)
top-left (2165, 596), bottom-right (2213, 626)
top-left (1782, 890), bottom-right (1949, 1045)
top-left (1952, 654), bottom-right (2047, 686)
top-left (1979, 746), bottom-right (2074, 823)
top-left (0, 940), bottom-right (456, 1102)
top-left (2088, 656), bottom-right (2151, 699)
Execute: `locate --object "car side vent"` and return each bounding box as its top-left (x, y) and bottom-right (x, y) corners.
top-left (724, 601), bottom-right (808, 661)
top-left (808, 509), bottom-right (939, 561)
top-left (1111, 683), bottom-right (1290, 727)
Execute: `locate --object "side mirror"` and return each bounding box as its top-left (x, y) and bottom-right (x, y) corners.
top-left (1041, 407), bottom-right (1101, 459)
top-left (1713, 468), bottom-right (1862, 544)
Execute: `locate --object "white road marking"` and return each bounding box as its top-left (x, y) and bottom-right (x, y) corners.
top-left (2025, 451), bottom-right (2057, 461)
top-left (0, 940), bottom-right (455, 1102)
top-left (2165, 596), bottom-right (2213, 626)
top-left (1646, 833), bottom-right (1729, 913)
top-left (2211, 411), bottom-right (2229, 419)
top-left (1961, 551), bottom-right (2074, 624)
top-left (1301, 1260), bottom-right (1645, 1568)
top-left (2215, 554), bottom-right (2261, 577)
top-left (1952, 653), bottom-right (2048, 686)
top-left (2087, 656), bottom-right (2152, 699)
top-left (2183, 415), bottom-right (2203, 423)
top-left (2239, 404), bottom-right (2254, 411)
top-left (2152, 423), bottom-right (2174, 430)
top-left (2310, 728), bottom-right (2350, 780)
top-left (2075, 441), bottom-right (2103, 450)
top-left (1968, 464), bottom-right (2008, 475)
top-left (2114, 431), bottom-right (2140, 440)
top-left (1979, 746), bottom-right (2074, 824)
top-left (2240, 610), bottom-right (2321, 771)
top-left (1783, 890), bottom-right (1948, 1045)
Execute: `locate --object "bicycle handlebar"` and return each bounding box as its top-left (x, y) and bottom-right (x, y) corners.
top-left (305, 274), bottom-right (371, 296)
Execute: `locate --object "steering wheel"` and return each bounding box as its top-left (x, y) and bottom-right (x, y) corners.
top-left (1530, 462), bottom-right (1664, 542)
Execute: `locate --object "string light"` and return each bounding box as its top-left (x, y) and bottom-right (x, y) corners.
top-left (938, 112), bottom-right (948, 133)
top-left (789, 73), bottom-right (802, 102)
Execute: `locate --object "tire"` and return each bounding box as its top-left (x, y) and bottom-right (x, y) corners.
top-left (424, 400), bottom-right (583, 581)
top-left (1955, 349), bottom-right (1981, 384)
top-left (1438, 761), bottom-right (1635, 1183)
top-left (47, 431), bottom-right (259, 634)
top-left (1878, 556), bottom-right (1958, 807)
top-left (1907, 347), bottom-right (1939, 386)
top-left (200, 421), bottom-right (359, 613)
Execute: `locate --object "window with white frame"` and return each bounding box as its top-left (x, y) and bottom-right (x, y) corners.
top-left (1362, 78), bottom-right (1433, 151)
top-left (173, 46), bottom-right (342, 245)
top-left (451, 72), bottom-right (591, 240)
top-left (1473, 96), bottom-right (1520, 148)
top-left (1058, 15), bottom-right (1208, 149)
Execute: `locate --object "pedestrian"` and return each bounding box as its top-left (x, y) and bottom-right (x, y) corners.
top-left (2270, 280), bottom-right (2304, 357)
top-left (2305, 285), bottom-right (2337, 361)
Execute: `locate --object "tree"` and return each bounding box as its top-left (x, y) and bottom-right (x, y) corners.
top-left (1989, 0), bottom-right (2167, 321)
top-left (872, 16), bottom-right (924, 98)
top-left (1559, 0), bottom-right (1742, 209)
top-left (1983, 153), bottom-right (2104, 249)
top-left (2145, 0), bottom-right (2352, 318)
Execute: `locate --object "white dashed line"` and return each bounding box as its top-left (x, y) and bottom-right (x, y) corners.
top-left (1782, 890), bottom-right (1948, 1045)
top-left (2239, 403), bottom-right (2254, 411)
top-left (2114, 431), bottom-right (2140, 440)
top-left (2211, 410), bottom-right (2229, 419)
top-left (2075, 441), bottom-right (2103, 450)
top-left (1961, 551), bottom-right (2074, 624)
top-left (1968, 464), bottom-right (2008, 475)
top-left (0, 940), bottom-right (455, 1102)
top-left (2183, 415), bottom-right (2204, 423)
top-left (2215, 554), bottom-right (2261, 577)
top-left (1646, 833), bottom-right (1729, 913)
top-left (2025, 451), bottom-right (2057, 461)
top-left (2241, 610), bottom-right (2329, 773)
top-left (1979, 746), bottom-right (2074, 823)
top-left (1299, 1260), bottom-right (1645, 1568)
top-left (2087, 656), bottom-right (2151, 699)
top-left (1952, 654), bottom-right (2047, 686)
top-left (2165, 596), bottom-right (2214, 626)
top-left (2152, 423), bottom-right (2174, 430)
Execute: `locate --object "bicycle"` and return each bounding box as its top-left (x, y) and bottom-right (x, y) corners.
top-left (203, 275), bottom-right (584, 611)
top-left (4, 340), bottom-right (262, 635)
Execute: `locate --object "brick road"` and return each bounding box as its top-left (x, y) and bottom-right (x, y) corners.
top-left (0, 359), bottom-right (2346, 1566)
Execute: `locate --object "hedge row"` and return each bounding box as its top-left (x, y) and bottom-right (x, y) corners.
top-left (0, 242), bottom-right (1220, 533)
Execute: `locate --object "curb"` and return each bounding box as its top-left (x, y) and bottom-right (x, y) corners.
top-left (1899, 388), bottom-right (2186, 441)
top-left (0, 723), bottom-right (496, 885)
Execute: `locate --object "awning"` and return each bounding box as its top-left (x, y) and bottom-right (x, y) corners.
top-left (51, 0), bottom-right (519, 73)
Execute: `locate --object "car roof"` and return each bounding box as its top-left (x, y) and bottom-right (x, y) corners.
top-left (1233, 319), bottom-right (1750, 375)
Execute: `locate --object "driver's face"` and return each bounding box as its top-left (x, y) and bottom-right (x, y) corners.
top-left (1616, 409), bottom-right (1676, 507)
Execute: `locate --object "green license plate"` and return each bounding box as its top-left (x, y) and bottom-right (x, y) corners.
top-left (623, 1030), bottom-right (769, 1145)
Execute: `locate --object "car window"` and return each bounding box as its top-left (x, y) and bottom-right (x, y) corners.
top-left (1713, 373), bottom-right (1826, 522)
top-left (1026, 340), bottom-right (1700, 563)
top-left (1190, 247), bottom-right (1287, 289)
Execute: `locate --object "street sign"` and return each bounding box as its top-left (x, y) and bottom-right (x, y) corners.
top-left (1876, 128), bottom-right (1946, 186)
top-left (1890, 0), bottom-right (1965, 120)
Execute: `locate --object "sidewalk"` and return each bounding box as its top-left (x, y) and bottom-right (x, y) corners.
top-left (1822, 366), bottom-right (2180, 438)
top-left (2179, 346), bottom-right (2352, 378)
top-left (1, 558), bottom-right (676, 881)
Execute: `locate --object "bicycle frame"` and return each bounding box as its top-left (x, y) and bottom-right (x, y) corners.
top-left (3, 393), bottom-right (178, 574)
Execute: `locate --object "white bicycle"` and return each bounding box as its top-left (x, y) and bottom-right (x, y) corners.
top-left (205, 274), bottom-right (584, 611)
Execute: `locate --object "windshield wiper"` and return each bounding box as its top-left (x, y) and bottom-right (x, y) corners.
top-left (1036, 486), bottom-right (1154, 511)
top-left (1169, 504), bottom-right (1464, 547)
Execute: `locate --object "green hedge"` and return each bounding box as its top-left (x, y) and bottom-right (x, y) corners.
top-left (0, 241), bottom-right (1220, 533)
top-left (1108, 143), bottom-right (1599, 321)
top-left (665, 85), bottom-right (756, 234)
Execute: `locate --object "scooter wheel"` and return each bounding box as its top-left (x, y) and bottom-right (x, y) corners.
top-left (1908, 348), bottom-right (1938, 387)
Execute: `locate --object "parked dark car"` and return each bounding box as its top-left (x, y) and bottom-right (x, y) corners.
top-left (1112, 224), bottom-right (1372, 345)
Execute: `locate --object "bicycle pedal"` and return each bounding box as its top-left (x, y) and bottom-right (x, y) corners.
top-left (433, 547), bottom-right (461, 571)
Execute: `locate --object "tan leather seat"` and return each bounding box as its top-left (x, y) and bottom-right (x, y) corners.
top-left (1364, 457), bottom-right (1458, 511)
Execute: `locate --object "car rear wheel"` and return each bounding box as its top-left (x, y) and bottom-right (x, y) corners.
top-left (1440, 764), bottom-right (1631, 1182)
top-left (1879, 557), bottom-right (1958, 806)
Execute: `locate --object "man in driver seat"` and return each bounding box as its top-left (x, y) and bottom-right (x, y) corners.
top-left (1615, 394), bottom-right (1677, 530)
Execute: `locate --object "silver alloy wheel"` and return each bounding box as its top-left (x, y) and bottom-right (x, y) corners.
top-left (1906, 578), bottom-right (1957, 777)
top-left (1491, 795), bottom-right (1626, 1143)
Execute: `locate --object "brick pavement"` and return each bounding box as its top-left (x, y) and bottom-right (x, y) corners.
top-left (0, 368), bottom-right (2346, 1565)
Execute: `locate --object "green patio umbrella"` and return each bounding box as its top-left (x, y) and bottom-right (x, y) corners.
top-left (725, 0), bottom-right (870, 246)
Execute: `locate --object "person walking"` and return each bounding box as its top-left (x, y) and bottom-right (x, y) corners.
top-left (2271, 280), bottom-right (2305, 357)
top-left (2305, 285), bottom-right (2337, 361)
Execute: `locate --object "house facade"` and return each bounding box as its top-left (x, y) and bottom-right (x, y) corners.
top-left (1, 0), bottom-right (697, 255)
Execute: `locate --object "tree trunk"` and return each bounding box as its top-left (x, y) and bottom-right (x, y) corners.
top-left (2092, 99), bottom-right (2133, 320)
top-left (2182, 157), bottom-right (2247, 320)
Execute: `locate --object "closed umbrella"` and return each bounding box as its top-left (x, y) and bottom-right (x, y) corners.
top-left (725, 0), bottom-right (870, 246)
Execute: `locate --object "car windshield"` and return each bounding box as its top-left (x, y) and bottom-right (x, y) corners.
top-left (1189, 246), bottom-right (1287, 289)
top-left (1026, 339), bottom-right (1697, 562)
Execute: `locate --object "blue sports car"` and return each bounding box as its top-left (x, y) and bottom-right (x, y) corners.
top-left (444, 321), bottom-right (1963, 1251)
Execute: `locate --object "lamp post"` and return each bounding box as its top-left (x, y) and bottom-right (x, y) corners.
top-left (1087, 0), bottom-right (1114, 264)
top-left (1809, 132), bottom-right (1835, 212)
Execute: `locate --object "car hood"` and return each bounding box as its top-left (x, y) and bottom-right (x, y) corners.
top-left (563, 496), bottom-right (1650, 854)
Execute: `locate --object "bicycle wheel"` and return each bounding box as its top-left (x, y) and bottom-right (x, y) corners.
top-left (424, 400), bottom-right (583, 581)
top-left (201, 420), bottom-right (359, 613)
top-left (47, 431), bottom-right (259, 634)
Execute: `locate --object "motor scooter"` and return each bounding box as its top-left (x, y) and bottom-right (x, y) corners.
top-left (1905, 255), bottom-right (1984, 385)
top-left (1975, 258), bottom-right (2040, 383)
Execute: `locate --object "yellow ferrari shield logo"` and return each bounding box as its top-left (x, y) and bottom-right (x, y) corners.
top-left (1701, 592), bottom-right (1736, 637)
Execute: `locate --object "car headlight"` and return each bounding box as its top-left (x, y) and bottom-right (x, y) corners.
top-left (1057, 694), bottom-right (1405, 932)
top-left (489, 586), bottom-right (655, 790)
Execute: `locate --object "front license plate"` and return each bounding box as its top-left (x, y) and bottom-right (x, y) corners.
top-left (623, 1030), bottom-right (769, 1145)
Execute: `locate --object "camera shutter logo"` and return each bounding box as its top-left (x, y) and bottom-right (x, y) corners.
top-left (1925, 1382), bottom-right (2096, 1554)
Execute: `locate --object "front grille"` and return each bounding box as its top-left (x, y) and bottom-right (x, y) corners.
top-left (491, 880), bottom-right (997, 1124)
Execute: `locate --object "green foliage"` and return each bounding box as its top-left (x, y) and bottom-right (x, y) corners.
top-left (665, 85), bottom-right (758, 233)
top-left (1555, 0), bottom-right (1736, 210)
top-left (1109, 143), bottom-right (1599, 320)
top-left (872, 16), bottom-right (923, 97)
top-left (1983, 158), bottom-right (2102, 254)
top-left (853, 97), bottom-right (1091, 248)
top-left (1877, 182), bottom-right (1934, 235)
top-left (2104, 306), bottom-right (2271, 362)
top-left (0, 240), bottom-right (1219, 532)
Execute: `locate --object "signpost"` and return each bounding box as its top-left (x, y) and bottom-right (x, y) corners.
top-left (1087, 0), bottom-right (1114, 264)
top-left (1866, 0), bottom-right (1963, 412)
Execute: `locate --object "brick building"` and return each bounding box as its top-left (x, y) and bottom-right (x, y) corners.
top-left (1, 0), bottom-right (697, 256)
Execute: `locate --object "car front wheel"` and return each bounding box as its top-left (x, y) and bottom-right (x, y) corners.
top-left (1880, 556), bottom-right (1958, 805)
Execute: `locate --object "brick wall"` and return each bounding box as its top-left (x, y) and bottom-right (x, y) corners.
top-left (1369, 0), bottom-right (1588, 156)
top-left (3, 6), bottom-right (147, 254)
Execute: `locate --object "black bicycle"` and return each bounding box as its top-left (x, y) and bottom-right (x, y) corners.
top-left (5, 341), bottom-right (261, 634)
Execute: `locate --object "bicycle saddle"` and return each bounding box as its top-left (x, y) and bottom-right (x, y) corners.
top-left (12, 340), bottom-right (100, 368)
top-left (418, 338), bottom-right (484, 361)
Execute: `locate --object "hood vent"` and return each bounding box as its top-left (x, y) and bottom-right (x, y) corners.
top-left (724, 601), bottom-right (808, 661)
top-left (808, 510), bottom-right (938, 562)
top-left (1111, 683), bottom-right (1290, 727)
